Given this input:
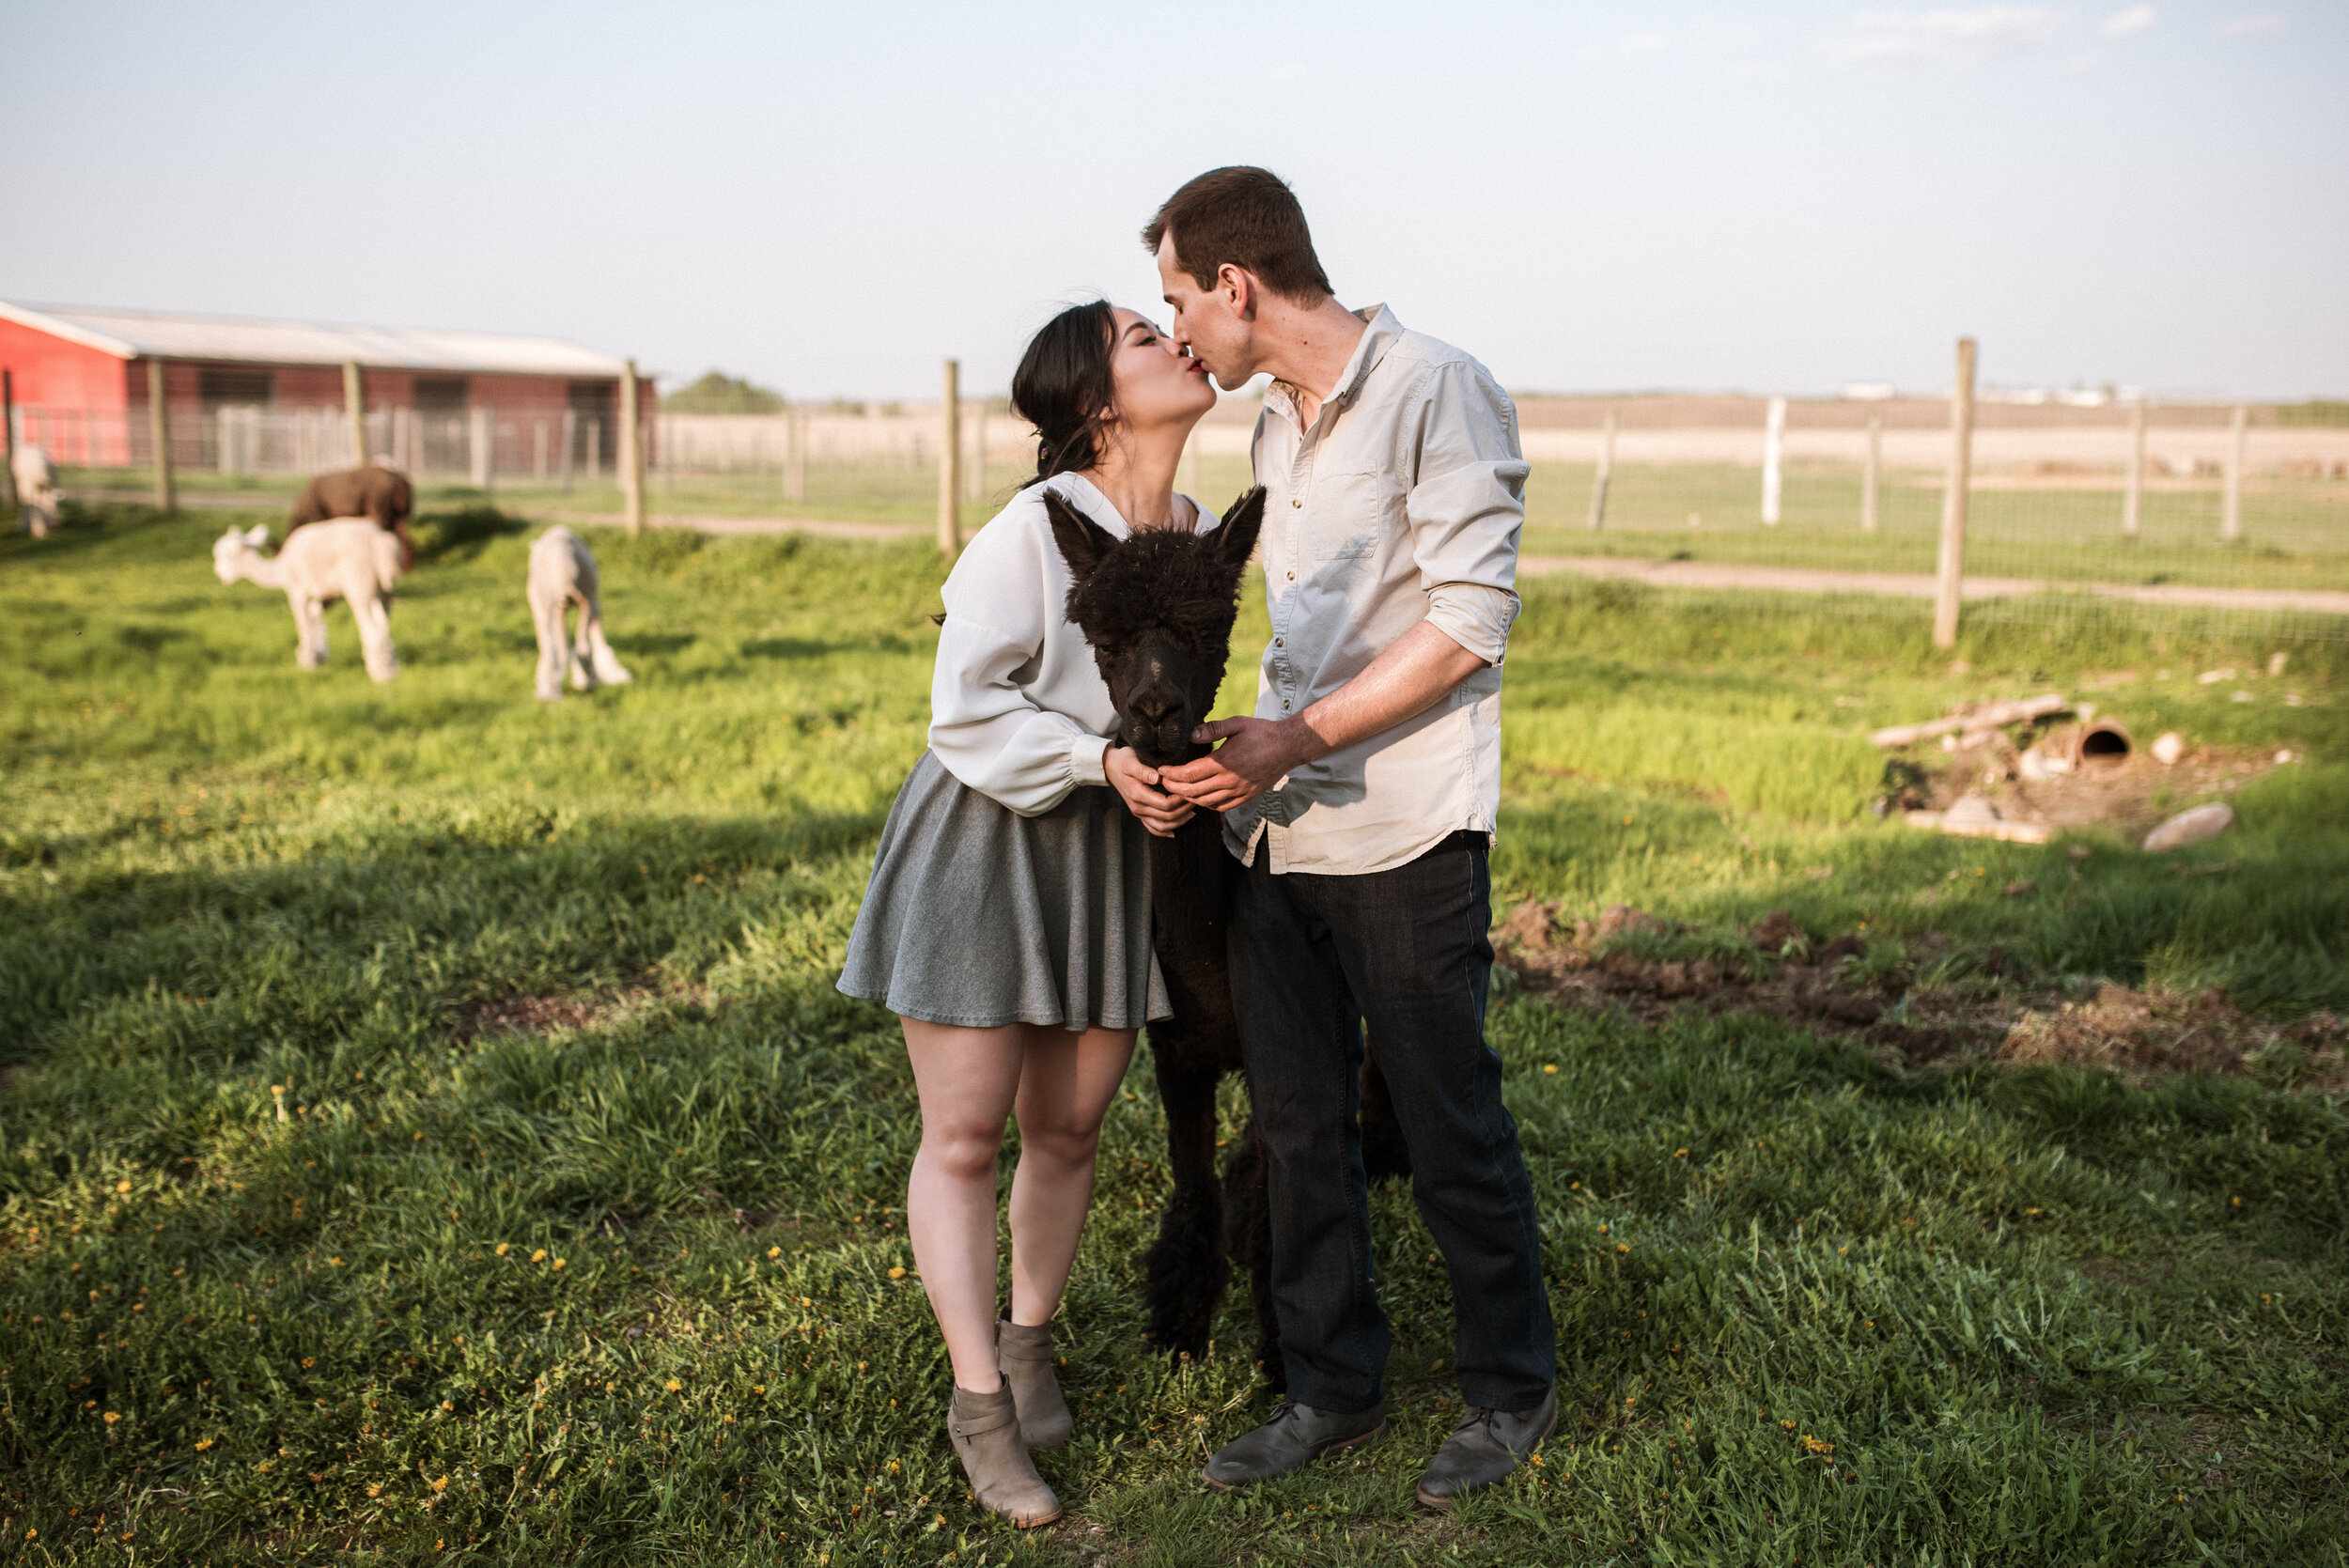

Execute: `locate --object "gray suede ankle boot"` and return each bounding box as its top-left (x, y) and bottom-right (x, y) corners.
top-left (997, 1317), bottom-right (1073, 1450)
top-left (948, 1379), bottom-right (1061, 1528)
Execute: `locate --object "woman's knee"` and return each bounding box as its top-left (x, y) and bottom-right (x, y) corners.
top-left (1018, 1115), bottom-right (1102, 1168)
top-left (918, 1123), bottom-right (1006, 1184)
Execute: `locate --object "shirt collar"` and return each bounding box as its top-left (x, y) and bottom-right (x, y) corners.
top-left (1266, 304), bottom-right (1403, 429)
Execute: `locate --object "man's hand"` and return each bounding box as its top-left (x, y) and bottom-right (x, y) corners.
top-left (1159, 716), bottom-right (1322, 813)
top-left (1105, 744), bottom-right (1194, 837)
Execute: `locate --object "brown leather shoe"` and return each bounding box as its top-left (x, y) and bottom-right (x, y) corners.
top-left (997, 1316), bottom-right (1073, 1450)
top-left (947, 1379), bottom-right (1061, 1527)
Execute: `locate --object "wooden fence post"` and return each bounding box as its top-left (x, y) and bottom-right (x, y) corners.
top-left (1761, 396), bottom-right (1785, 525)
top-left (1182, 427), bottom-right (1201, 502)
top-left (1587, 410), bottom-right (1616, 531)
top-left (1861, 411), bottom-right (1881, 533)
top-left (938, 359), bottom-right (961, 559)
top-left (2221, 403), bottom-right (2246, 541)
top-left (2123, 394), bottom-right (2146, 537)
top-left (561, 411), bottom-right (576, 492)
top-left (148, 358), bottom-right (175, 513)
top-left (470, 405), bottom-right (493, 489)
top-left (585, 420), bottom-right (600, 482)
top-left (344, 362), bottom-right (367, 467)
top-left (1932, 337), bottom-right (1978, 651)
top-left (2, 369), bottom-right (15, 509)
top-left (786, 405), bottom-right (806, 504)
top-left (621, 359), bottom-right (644, 536)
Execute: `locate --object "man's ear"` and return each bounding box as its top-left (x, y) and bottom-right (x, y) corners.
top-left (1042, 490), bottom-right (1117, 587)
top-left (1215, 487), bottom-right (1266, 571)
top-left (1218, 263), bottom-right (1257, 322)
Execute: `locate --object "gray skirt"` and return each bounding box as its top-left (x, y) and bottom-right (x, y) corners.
top-left (837, 752), bottom-right (1170, 1031)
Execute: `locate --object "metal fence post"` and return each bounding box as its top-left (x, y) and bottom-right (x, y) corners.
top-left (1932, 337), bottom-right (1978, 651)
top-left (1587, 410), bottom-right (1616, 531)
top-left (938, 359), bottom-right (961, 559)
top-left (148, 358), bottom-right (175, 513)
top-left (1761, 397), bottom-right (1785, 525)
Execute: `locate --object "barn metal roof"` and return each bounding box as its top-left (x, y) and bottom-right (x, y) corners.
top-left (0, 301), bottom-right (629, 377)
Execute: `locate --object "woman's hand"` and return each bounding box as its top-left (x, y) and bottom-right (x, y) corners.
top-left (1104, 744), bottom-right (1194, 837)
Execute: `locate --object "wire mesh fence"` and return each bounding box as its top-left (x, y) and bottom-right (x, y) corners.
top-left (13, 386), bottom-right (2347, 643)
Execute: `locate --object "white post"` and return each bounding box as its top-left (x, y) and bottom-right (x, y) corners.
top-left (785, 405), bottom-right (806, 504)
top-left (1761, 396), bottom-right (1786, 525)
top-left (621, 359), bottom-right (643, 536)
top-left (1932, 337), bottom-right (1978, 652)
top-left (938, 359), bottom-right (961, 559)
top-left (534, 421), bottom-right (548, 481)
top-left (561, 410), bottom-right (577, 491)
top-left (470, 405), bottom-right (493, 489)
top-left (2123, 395), bottom-right (2145, 538)
top-left (585, 419), bottom-right (600, 482)
top-left (1182, 427), bottom-right (1201, 501)
top-left (2221, 403), bottom-right (2246, 542)
top-left (1861, 411), bottom-right (1881, 533)
top-left (148, 358), bottom-right (175, 512)
top-left (1587, 410), bottom-right (1616, 531)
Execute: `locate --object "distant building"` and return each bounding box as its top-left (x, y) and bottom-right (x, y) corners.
top-left (0, 302), bottom-right (652, 477)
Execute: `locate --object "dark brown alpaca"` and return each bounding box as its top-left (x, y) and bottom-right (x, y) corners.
top-left (289, 463), bottom-right (415, 569)
top-left (1045, 486), bottom-right (1410, 1390)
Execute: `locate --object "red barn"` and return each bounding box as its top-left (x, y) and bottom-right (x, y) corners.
top-left (0, 302), bottom-right (654, 479)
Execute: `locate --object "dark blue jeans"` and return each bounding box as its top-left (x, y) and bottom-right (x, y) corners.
top-left (1230, 835), bottom-right (1555, 1415)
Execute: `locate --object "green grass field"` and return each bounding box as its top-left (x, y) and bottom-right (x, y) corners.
top-left (3, 499), bottom-right (2345, 1565)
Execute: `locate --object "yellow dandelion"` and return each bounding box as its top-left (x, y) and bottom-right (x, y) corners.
top-left (1542, 1064), bottom-right (1558, 1075)
top-left (194, 1438), bottom-right (214, 1452)
top-left (301, 1358), bottom-right (315, 1369)
top-left (1530, 1453), bottom-right (1544, 1467)
top-left (767, 1246), bottom-right (782, 1259)
top-left (1781, 1420), bottom-right (1797, 1430)
top-left (441, 1400), bottom-right (455, 1413)
top-left (257, 1459), bottom-right (273, 1473)
top-left (753, 1384), bottom-right (766, 1394)
top-left (328, 1257), bottom-right (343, 1267)
top-left (531, 1249), bottom-right (548, 1264)
top-left (495, 1244), bottom-right (510, 1257)
top-left (115, 1180), bottom-right (132, 1193)
top-left (1673, 1148), bottom-right (1688, 1158)
top-left (366, 1483), bottom-right (382, 1498)
top-left (1617, 1243), bottom-right (1629, 1253)
top-left (102, 1410), bottom-right (121, 1424)
top-left (666, 1379), bottom-right (682, 1392)
top-left (552, 1258), bottom-right (566, 1271)
top-left (430, 1475), bottom-right (448, 1493)
top-left (887, 1266), bottom-right (907, 1280)
top-left (722, 1414), bottom-right (735, 1424)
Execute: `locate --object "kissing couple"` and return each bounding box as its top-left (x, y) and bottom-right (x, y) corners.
top-left (838, 166), bottom-right (1555, 1524)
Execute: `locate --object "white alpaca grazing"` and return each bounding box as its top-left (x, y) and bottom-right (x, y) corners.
top-left (212, 519), bottom-right (403, 682)
top-left (527, 526), bottom-right (631, 701)
top-left (12, 445), bottom-right (59, 537)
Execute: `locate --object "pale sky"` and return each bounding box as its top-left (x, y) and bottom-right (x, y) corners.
top-left (4, 1), bottom-right (2342, 401)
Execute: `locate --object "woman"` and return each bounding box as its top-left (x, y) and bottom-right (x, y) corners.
top-left (836, 300), bottom-right (1218, 1526)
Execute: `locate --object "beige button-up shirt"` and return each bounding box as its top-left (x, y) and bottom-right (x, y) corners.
top-left (1225, 306), bottom-right (1529, 875)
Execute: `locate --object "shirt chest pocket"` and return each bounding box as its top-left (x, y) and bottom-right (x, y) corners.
top-left (1308, 465), bottom-right (1403, 564)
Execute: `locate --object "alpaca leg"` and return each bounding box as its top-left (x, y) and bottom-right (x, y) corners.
top-left (1141, 1045), bottom-right (1229, 1361)
top-left (357, 596), bottom-right (397, 682)
top-left (581, 585), bottom-right (632, 685)
top-left (294, 597), bottom-right (327, 669)
top-left (568, 598), bottom-right (597, 691)
top-left (530, 590), bottom-right (568, 699)
top-left (1221, 1121), bottom-right (1285, 1391)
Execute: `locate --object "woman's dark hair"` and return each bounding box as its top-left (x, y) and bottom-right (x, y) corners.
top-left (1012, 300), bottom-right (1117, 487)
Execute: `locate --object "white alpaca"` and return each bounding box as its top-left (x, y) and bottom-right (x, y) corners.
top-left (212, 519), bottom-right (403, 682)
top-left (12, 445), bottom-right (59, 538)
top-left (527, 526), bottom-right (631, 701)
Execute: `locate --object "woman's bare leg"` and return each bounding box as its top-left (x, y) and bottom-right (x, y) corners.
top-left (1006, 1024), bottom-right (1138, 1327)
top-left (902, 1018), bottom-right (1027, 1394)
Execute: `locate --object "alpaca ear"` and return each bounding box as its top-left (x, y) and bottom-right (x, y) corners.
top-left (1214, 486), bottom-right (1266, 571)
top-left (1042, 490), bottom-right (1116, 586)
top-left (244, 524), bottom-right (272, 547)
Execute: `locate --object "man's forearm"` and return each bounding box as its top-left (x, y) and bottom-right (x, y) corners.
top-left (1261, 620), bottom-right (1488, 775)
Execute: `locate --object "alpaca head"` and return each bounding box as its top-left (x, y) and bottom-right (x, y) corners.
top-left (211, 523), bottom-right (272, 583)
top-left (1046, 487), bottom-right (1265, 768)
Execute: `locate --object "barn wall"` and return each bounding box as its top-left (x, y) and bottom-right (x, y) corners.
top-left (0, 322), bottom-right (129, 411)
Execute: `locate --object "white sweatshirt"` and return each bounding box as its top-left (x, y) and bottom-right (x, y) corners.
top-left (928, 472), bottom-right (1212, 816)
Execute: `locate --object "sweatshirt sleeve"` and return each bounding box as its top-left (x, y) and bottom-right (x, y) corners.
top-left (925, 511), bottom-right (1112, 816)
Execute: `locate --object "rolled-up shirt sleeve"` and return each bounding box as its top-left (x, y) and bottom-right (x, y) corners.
top-left (1406, 361), bottom-right (1528, 666)
top-left (927, 613), bottom-right (1109, 816)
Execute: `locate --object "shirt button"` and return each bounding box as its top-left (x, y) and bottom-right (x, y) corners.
top-left (1274, 637), bottom-right (1283, 647)
top-left (1291, 499), bottom-right (1301, 508)
top-left (1285, 570), bottom-right (1296, 581)
top-left (1282, 700), bottom-right (1291, 709)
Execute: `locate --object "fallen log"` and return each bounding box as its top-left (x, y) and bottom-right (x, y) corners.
top-left (1871, 693), bottom-right (2070, 749)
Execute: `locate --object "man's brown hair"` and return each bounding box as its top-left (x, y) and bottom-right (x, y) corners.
top-left (1143, 166), bottom-right (1333, 305)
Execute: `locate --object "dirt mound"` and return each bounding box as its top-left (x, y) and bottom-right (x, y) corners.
top-left (1494, 899), bottom-right (2343, 1084)
top-left (1885, 721), bottom-right (2283, 843)
top-left (452, 990), bottom-right (632, 1042)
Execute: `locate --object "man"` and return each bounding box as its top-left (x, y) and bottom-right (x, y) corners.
top-left (1141, 167), bottom-right (1555, 1508)
top-left (290, 458), bottom-right (414, 570)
